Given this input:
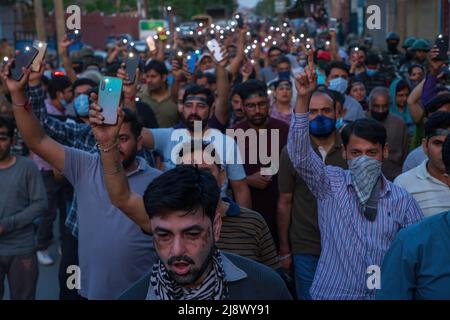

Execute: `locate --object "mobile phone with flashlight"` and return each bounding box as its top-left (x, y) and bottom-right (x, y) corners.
top-left (10, 46), bottom-right (39, 81)
top-left (206, 39), bottom-right (225, 63)
top-left (125, 52), bottom-right (141, 84)
top-left (186, 54), bottom-right (197, 74)
top-left (235, 13), bottom-right (244, 29)
top-left (329, 18), bottom-right (337, 31)
top-left (434, 34), bottom-right (449, 61)
top-left (146, 36), bottom-right (156, 52)
top-left (31, 40), bottom-right (47, 72)
top-left (98, 77), bottom-right (123, 125)
top-left (68, 29), bottom-right (82, 43)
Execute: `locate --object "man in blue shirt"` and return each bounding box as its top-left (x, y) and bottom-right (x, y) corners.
top-left (377, 134), bottom-right (450, 300)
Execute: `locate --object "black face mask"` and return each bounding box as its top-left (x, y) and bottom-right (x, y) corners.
top-left (371, 110), bottom-right (389, 122)
top-left (387, 43), bottom-right (398, 54)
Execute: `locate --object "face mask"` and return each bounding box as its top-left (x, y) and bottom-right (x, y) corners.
top-left (278, 71), bottom-right (291, 80)
top-left (348, 155), bottom-right (382, 206)
top-left (387, 43), bottom-right (398, 53)
top-left (371, 110), bottom-right (389, 122)
top-left (309, 115), bottom-right (335, 137)
top-left (74, 94), bottom-right (90, 117)
top-left (335, 117), bottom-right (344, 130)
top-left (366, 68), bottom-right (378, 76)
top-left (328, 77), bottom-right (348, 94)
top-left (60, 98), bottom-right (69, 108)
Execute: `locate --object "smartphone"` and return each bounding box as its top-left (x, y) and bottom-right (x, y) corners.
top-left (146, 36), bottom-right (156, 52)
top-left (435, 34), bottom-right (449, 61)
top-left (235, 13), bottom-right (244, 28)
top-left (68, 29), bottom-right (82, 42)
top-left (186, 54), bottom-right (197, 74)
top-left (206, 39), bottom-right (224, 63)
top-left (98, 77), bottom-right (123, 125)
top-left (329, 18), bottom-right (337, 31)
top-left (125, 52), bottom-right (140, 84)
top-left (32, 40), bottom-right (47, 72)
top-left (10, 46), bottom-right (39, 81)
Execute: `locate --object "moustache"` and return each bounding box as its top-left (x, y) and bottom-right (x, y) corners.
top-left (168, 255), bottom-right (195, 265)
top-left (188, 115), bottom-right (202, 121)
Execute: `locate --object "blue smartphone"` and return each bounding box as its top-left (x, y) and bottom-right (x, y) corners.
top-left (98, 77), bottom-right (123, 125)
top-left (187, 54), bottom-right (197, 74)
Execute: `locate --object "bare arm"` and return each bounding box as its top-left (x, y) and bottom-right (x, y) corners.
top-left (277, 192), bottom-right (293, 270)
top-left (230, 179), bottom-right (252, 209)
top-left (214, 58), bottom-right (230, 126)
top-left (329, 30), bottom-right (343, 62)
top-left (89, 99), bottom-right (152, 233)
top-left (228, 28), bottom-right (247, 76)
top-left (59, 35), bottom-right (77, 82)
top-left (3, 63), bottom-right (65, 173)
top-left (406, 79), bottom-right (425, 124)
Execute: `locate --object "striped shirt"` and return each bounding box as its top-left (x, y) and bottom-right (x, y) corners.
top-left (217, 199), bottom-right (280, 269)
top-left (287, 113), bottom-right (424, 300)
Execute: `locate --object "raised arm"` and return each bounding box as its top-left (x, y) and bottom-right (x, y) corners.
top-left (227, 27), bottom-right (247, 77)
top-left (288, 51), bottom-right (331, 200)
top-left (406, 78), bottom-right (425, 124)
top-left (59, 35), bottom-right (77, 83)
top-left (214, 46), bottom-right (230, 126)
top-left (3, 62), bottom-right (65, 173)
top-left (89, 98), bottom-right (152, 233)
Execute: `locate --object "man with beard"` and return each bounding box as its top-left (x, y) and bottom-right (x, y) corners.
top-left (141, 84), bottom-right (252, 209)
top-left (277, 88), bottom-right (347, 300)
top-left (233, 80), bottom-right (289, 245)
top-left (111, 165), bottom-right (291, 300)
top-left (0, 116), bottom-right (47, 299)
top-left (3, 63), bottom-right (161, 299)
top-left (138, 60), bottom-right (179, 128)
top-left (287, 51), bottom-right (423, 300)
top-left (366, 87), bottom-right (409, 181)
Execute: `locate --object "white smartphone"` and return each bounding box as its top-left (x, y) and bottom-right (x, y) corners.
top-left (32, 40), bottom-right (47, 72)
top-left (146, 36), bottom-right (156, 52)
top-left (206, 39), bottom-right (225, 63)
top-left (329, 18), bottom-right (337, 31)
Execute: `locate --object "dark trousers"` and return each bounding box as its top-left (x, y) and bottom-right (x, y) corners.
top-left (36, 170), bottom-right (72, 251)
top-left (0, 253), bottom-right (38, 300)
top-left (58, 232), bottom-right (83, 300)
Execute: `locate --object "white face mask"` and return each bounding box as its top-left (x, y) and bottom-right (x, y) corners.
top-left (328, 77), bottom-right (348, 94)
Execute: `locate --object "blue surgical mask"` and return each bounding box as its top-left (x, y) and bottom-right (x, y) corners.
top-left (60, 98), bottom-right (69, 108)
top-left (366, 69), bottom-right (378, 76)
top-left (335, 117), bottom-right (344, 130)
top-left (328, 77), bottom-right (348, 94)
top-left (309, 115), bottom-right (335, 137)
top-left (74, 94), bottom-right (90, 117)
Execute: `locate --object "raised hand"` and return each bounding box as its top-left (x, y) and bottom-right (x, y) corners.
top-left (1, 59), bottom-right (31, 94)
top-left (59, 34), bottom-right (75, 55)
top-left (88, 92), bottom-right (124, 145)
top-left (428, 46), bottom-right (448, 77)
top-left (294, 49), bottom-right (317, 97)
top-left (117, 62), bottom-right (139, 98)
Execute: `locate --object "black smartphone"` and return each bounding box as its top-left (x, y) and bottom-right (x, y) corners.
top-left (10, 46), bottom-right (39, 81)
top-left (68, 29), bottom-right (82, 43)
top-left (235, 13), bottom-right (244, 29)
top-left (435, 34), bottom-right (449, 61)
top-left (125, 52), bottom-right (140, 84)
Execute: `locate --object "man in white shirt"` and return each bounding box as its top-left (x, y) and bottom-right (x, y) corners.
top-left (395, 112), bottom-right (450, 217)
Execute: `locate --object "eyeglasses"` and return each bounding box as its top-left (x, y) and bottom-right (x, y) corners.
top-left (244, 101), bottom-right (268, 110)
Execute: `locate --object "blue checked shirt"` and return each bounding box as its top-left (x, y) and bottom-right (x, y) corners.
top-left (28, 84), bottom-right (155, 238)
top-left (287, 113), bottom-right (424, 300)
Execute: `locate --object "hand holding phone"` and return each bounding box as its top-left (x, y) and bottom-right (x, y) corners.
top-left (207, 39), bottom-right (225, 63)
top-left (235, 13), bottom-right (244, 29)
top-left (329, 18), bottom-right (337, 31)
top-left (68, 29), bottom-right (82, 43)
top-left (434, 34), bottom-right (449, 61)
top-left (32, 40), bottom-right (47, 72)
top-left (10, 46), bottom-right (39, 81)
top-left (125, 52), bottom-right (140, 84)
top-left (98, 77), bottom-right (123, 125)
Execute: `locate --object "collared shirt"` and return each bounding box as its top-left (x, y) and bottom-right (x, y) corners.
top-left (402, 146), bottom-right (428, 173)
top-left (377, 210), bottom-right (450, 300)
top-left (28, 84), bottom-right (155, 238)
top-left (287, 113), bottom-right (424, 300)
top-left (394, 160), bottom-right (450, 217)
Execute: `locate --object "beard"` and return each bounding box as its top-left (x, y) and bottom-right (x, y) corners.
top-left (248, 114), bottom-right (267, 127)
top-left (185, 115), bottom-right (208, 132)
top-left (0, 148), bottom-right (10, 162)
top-left (167, 246), bottom-right (215, 286)
top-left (120, 147), bottom-right (138, 170)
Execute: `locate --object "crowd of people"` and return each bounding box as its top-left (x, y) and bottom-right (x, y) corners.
top-left (0, 12), bottom-right (450, 300)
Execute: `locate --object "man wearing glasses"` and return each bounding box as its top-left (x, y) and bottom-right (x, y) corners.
top-left (233, 80), bottom-right (289, 246)
top-left (366, 87), bottom-right (408, 181)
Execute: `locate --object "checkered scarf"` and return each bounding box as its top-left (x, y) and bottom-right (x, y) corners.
top-left (348, 155), bottom-right (382, 207)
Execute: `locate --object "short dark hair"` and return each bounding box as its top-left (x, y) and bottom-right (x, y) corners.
top-left (178, 140), bottom-right (222, 170)
top-left (395, 79), bottom-right (410, 94)
top-left (236, 79), bottom-right (268, 101)
top-left (276, 55), bottom-right (291, 66)
top-left (424, 111), bottom-right (450, 138)
top-left (268, 46), bottom-right (282, 56)
top-left (327, 89), bottom-right (345, 106)
top-left (408, 64), bottom-right (425, 75)
top-left (72, 78), bottom-right (98, 91)
top-left (122, 108), bottom-right (143, 139)
top-left (0, 116), bottom-right (15, 138)
top-left (325, 61), bottom-right (349, 77)
top-left (196, 71), bottom-right (216, 84)
top-left (143, 165), bottom-right (220, 222)
top-left (425, 94), bottom-right (450, 116)
top-left (144, 59), bottom-right (168, 75)
top-left (341, 118), bottom-right (387, 148)
top-left (311, 87), bottom-right (337, 110)
top-left (231, 84), bottom-right (246, 98)
top-left (442, 134), bottom-right (450, 175)
top-left (182, 84), bottom-right (215, 108)
top-left (273, 78), bottom-right (292, 89)
top-left (48, 75), bottom-right (72, 99)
